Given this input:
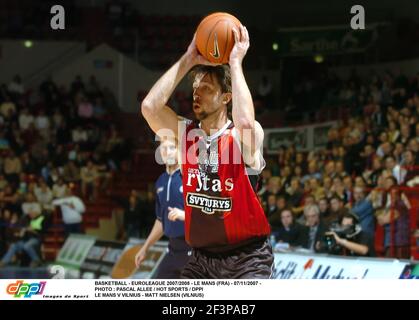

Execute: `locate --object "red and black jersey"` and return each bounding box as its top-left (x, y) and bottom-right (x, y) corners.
top-left (181, 120), bottom-right (270, 252)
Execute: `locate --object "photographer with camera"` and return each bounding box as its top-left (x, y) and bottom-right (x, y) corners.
top-left (322, 213), bottom-right (375, 257)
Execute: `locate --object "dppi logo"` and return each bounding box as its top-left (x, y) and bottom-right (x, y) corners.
top-left (6, 280), bottom-right (46, 298)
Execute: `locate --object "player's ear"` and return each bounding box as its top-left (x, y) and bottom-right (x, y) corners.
top-left (222, 92), bottom-right (232, 105)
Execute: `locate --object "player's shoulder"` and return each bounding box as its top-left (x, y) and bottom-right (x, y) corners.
top-left (230, 120), bottom-right (263, 131)
top-left (156, 171), bottom-right (168, 186)
top-left (177, 116), bottom-right (193, 126)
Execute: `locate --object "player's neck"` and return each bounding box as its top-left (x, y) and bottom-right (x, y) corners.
top-left (200, 110), bottom-right (229, 136)
top-left (166, 164), bottom-right (179, 175)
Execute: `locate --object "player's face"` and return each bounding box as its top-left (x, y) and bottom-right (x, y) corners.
top-left (160, 140), bottom-right (177, 165)
top-left (192, 73), bottom-right (225, 120)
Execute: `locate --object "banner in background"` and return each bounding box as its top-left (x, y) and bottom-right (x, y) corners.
top-left (56, 234), bottom-right (96, 269)
top-left (80, 239), bottom-right (126, 279)
top-left (265, 121), bottom-right (337, 153)
top-left (52, 236), bottom-right (167, 279)
top-left (117, 238), bottom-right (168, 279)
top-left (275, 25), bottom-right (379, 56)
top-left (273, 252), bottom-right (409, 279)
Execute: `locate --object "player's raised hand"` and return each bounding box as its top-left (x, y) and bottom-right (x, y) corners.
top-left (230, 25), bottom-right (250, 65)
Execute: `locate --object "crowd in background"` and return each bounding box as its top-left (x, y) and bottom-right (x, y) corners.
top-left (0, 73), bottom-right (133, 266)
top-left (259, 68), bottom-right (419, 259)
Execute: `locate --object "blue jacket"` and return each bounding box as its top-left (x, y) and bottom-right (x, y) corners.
top-left (352, 198), bottom-right (375, 237)
top-left (155, 168), bottom-right (185, 238)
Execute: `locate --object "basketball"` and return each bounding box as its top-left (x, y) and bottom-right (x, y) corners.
top-left (195, 12), bottom-right (242, 64)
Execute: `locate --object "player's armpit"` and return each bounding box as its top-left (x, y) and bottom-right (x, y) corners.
top-left (238, 122), bottom-right (265, 173)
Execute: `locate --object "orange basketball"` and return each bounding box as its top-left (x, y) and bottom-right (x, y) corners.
top-left (195, 12), bottom-right (242, 64)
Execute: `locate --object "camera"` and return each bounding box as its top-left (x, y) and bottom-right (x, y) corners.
top-left (320, 224), bottom-right (357, 254)
top-left (321, 233), bottom-right (342, 254)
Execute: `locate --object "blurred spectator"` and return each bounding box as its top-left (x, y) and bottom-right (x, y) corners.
top-left (403, 150), bottom-right (419, 186)
top-left (351, 186), bottom-right (375, 237)
top-left (302, 160), bottom-right (322, 183)
top-left (318, 197), bottom-right (330, 219)
top-left (121, 192), bottom-right (143, 239)
top-left (77, 97), bottom-right (94, 122)
top-left (18, 108), bottom-right (35, 130)
top-left (52, 178), bottom-right (68, 199)
top-left (34, 109), bottom-right (50, 139)
top-left (265, 194), bottom-right (277, 217)
top-left (3, 149), bottom-right (22, 183)
top-left (0, 96), bottom-right (16, 120)
top-left (72, 126), bottom-right (88, 145)
top-left (21, 193), bottom-right (42, 217)
top-left (92, 152), bottom-right (113, 193)
top-left (0, 185), bottom-right (20, 214)
top-left (0, 130), bottom-right (10, 150)
top-left (20, 152), bottom-right (39, 175)
top-left (324, 196), bottom-right (347, 228)
top-left (303, 204), bottom-right (326, 251)
top-left (62, 160), bottom-right (81, 184)
top-left (52, 109), bottom-right (64, 130)
top-left (273, 209), bottom-right (307, 248)
top-left (92, 97), bottom-right (107, 122)
top-left (80, 160), bottom-right (99, 200)
top-left (34, 179), bottom-right (53, 212)
top-left (52, 184), bottom-right (85, 236)
top-left (0, 174), bottom-right (9, 191)
top-left (385, 155), bottom-right (405, 184)
top-left (286, 177), bottom-right (304, 209)
top-left (377, 176), bottom-right (411, 259)
top-left (0, 209), bottom-right (48, 267)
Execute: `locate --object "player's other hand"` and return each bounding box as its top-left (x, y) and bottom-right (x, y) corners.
top-left (134, 247), bottom-right (147, 268)
top-left (168, 207), bottom-right (185, 221)
top-left (230, 25), bottom-right (250, 65)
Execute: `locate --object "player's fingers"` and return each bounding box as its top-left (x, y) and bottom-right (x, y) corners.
top-left (240, 25), bottom-right (246, 42)
top-left (244, 26), bottom-right (249, 42)
top-left (232, 27), bottom-right (239, 43)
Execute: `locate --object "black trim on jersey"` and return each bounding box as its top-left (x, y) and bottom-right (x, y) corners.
top-left (245, 167), bottom-right (260, 193)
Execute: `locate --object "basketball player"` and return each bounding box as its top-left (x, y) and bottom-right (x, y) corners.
top-left (134, 138), bottom-right (190, 278)
top-left (141, 25), bottom-right (273, 278)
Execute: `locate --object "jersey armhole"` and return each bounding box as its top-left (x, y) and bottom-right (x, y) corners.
top-left (231, 127), bottom-right (266, 174)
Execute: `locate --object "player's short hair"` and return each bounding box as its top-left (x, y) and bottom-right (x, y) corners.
top-left (189, 65), bottom-right (232, 94)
